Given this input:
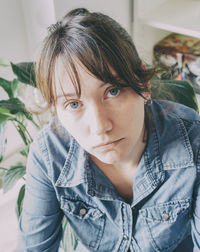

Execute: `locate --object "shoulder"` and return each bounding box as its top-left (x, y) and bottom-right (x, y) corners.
top-left (151, 100), bottom-right (200, 138)
top-left (151, 99), bottom-right (200, 124)
top-left (150, 100), bottom-right (200, 172)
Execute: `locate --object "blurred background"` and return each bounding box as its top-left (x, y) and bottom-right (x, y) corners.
top-left (0, 0), bottom-right (200, 251)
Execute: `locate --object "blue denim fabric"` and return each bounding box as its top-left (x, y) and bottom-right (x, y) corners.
top-left (19, 100), bottom-right (200, 251)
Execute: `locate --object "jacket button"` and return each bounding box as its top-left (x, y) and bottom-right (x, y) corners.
top-left (80, 208), bottom-right (87, 215)
top-left (162, 213), bottom-right (169, 220)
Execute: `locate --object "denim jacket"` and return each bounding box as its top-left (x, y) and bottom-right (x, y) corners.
top-left (20, 100), bottom-right (200, 252)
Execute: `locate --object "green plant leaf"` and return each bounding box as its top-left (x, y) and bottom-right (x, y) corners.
top-left (0, 78), bottom-right (18, 98)
top-left (0, 114), bottom-right (13, 124)
top-left (16, 122), bottom-right (32, 145)
top-left (20, 145), bottom-right (30, 157)
top-left (11, 62), bottom-right (36, 87)
top-left (0, 106), bottom-right (14, 124)
top-left (3, 163), bottom-right (26, 193)
top-left (0, 98), bottom-right (33, 120)
top-left (0, 167), bottom-right (8, 177)
top-left (0, 101), bottom-right (34, 146)
top-left (151, 79), bottom-right (199, 113)
top-left (0, 122), bottom-right (7, 162)
top-left (61, 216), bottom-right (78, 252)
top-left (16, 184), bottom-right (25, 219)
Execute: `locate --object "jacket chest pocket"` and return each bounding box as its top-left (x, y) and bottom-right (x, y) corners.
top-left (61, 197), bottom-right (105, 250)
top-left (140, 199), bottom-right (191, 252)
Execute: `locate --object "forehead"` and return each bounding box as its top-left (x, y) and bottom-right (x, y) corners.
top-left (54, 57), bottom-right (100, 97)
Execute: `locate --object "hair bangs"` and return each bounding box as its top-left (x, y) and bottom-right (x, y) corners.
top-left (68, 34), bottom-right (128, 90)
top-left (53, 54), bottom-right (82, 105)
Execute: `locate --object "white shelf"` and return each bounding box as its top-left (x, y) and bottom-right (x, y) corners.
top-left (140, 0), bottom-right (200, 38)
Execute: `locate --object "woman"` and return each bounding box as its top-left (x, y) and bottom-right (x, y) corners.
top-left (19, 8), bottom-right (200, 252)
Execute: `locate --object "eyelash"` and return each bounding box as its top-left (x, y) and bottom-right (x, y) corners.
top-left (63, 100), bottom-right (81, 111)
top-left (107, 87), bottom-right (121, 97)
top-left (63, 87), bottom-right (122, 111)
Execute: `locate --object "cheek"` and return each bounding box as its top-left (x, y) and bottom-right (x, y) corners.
top-left (121, 97), bottom-right (144, 120)
top-left (126, 101), bottom-right (145, 131)
top-left (57, 110), bottom-right (78, 134)
top-left (57, 110), bottom-right (88, 143)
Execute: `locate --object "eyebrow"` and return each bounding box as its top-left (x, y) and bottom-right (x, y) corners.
top-left (56, 82), bottom-right (110, 100)
top-left (56, 93), bottom-right (78, 100)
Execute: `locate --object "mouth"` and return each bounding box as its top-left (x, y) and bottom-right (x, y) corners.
top-left (93, 138), bottom-right (124, 149)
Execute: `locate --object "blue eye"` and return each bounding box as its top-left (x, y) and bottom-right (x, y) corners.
top-left (107, 88), bottom-right (120, 97)
top-left (68, 101), bottom-right (79, 110)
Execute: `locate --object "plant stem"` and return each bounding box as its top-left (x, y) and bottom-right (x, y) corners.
top-left (30, 118), bottom-right (40, 130)
top-left (0, 167), bottom-right (8, 170)
top-left (17, 121), bottom-right (33, 143)
top-left (12, 120), bottom-right (33, 145)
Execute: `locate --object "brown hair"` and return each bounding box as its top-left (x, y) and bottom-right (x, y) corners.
top-left (36, 8), bottom-right (154, 106)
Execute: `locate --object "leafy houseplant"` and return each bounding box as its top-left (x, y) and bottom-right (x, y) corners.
top-left (0, 60), bottom-right (198, 251)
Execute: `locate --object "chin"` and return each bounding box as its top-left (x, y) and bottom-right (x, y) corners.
top-left (95, 152), bottom-right (125, 165)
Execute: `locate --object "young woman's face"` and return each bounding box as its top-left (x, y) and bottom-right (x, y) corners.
top-left (55, 62), bottom-right (146, 165)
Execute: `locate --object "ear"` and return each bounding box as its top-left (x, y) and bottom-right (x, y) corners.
top-left (141, 61), bottom-right (147, 70)
top-left (141, 62), bottom-right (151, 100)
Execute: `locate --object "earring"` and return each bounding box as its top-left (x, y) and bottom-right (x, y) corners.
top-left (145, 99), bottom-right (152, 105)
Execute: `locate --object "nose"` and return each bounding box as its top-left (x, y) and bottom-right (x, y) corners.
top-left (87, 103), bottom-right (112, 135)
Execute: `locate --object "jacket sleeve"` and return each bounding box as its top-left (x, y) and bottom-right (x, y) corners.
top-left (191, 150), bottom-right (200, 252)
top-left (19, 137), bottom-right (63, 251)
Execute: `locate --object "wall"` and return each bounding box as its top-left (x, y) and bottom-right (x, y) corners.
top-left (0, 0), bottom-right (29, 63)
top-left (133, 0), bottom-right (171, 64)
top-left (54, 0), bottom-right (131, 34)
top-left (0, 0), bottom-right (29, 159)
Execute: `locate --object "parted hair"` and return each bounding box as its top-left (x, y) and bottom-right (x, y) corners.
top-left (36, 8), bottom-right (154, 106)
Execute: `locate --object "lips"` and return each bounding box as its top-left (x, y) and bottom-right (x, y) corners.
top-left (93, 138), bottom-right (124, 149)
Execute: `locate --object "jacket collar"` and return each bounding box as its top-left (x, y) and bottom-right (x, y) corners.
top-left (131, 100), bottom-right (195, 206)
top-left (55, 137), bottom-right (121, 200)
top-left (55, 138), bottom-right (88, 187)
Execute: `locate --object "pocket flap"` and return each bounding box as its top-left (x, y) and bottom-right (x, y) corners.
top-left (140, 199), bottom-right (190, 223)
top-left (61, 197), bottom-right (104, 220)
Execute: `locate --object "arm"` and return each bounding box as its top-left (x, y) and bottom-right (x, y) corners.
top-left (191, 153), bottom-right (200, 252)
top-left (19, 139), bottom-right (63, 251)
